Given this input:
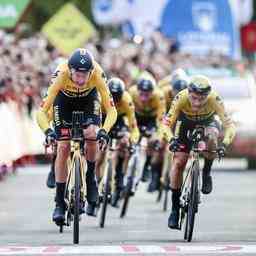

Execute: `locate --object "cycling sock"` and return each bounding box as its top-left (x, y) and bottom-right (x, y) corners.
top-left (171, 188), bottom-right (181, 211)
top-left (144, 155), bottom-right (152, 170)
top-left (116, 156), bottom-right (124, 173)
top-left (87, 160), bottom-right (96, 175)
top-left (151, 162), bottom-right (162, 174)
top-left (56, 182), bottom-right (66, 207)
top-left (115, 156), bottom-right (124, 189)
top-left (203, 158), bottom-right (214, 176)
top-left (150, 162), bottom-right (162, 186)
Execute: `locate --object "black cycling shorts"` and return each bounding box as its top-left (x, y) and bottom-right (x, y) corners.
top-left (53, 89), bottom-right (101, 140)
top-left (102, 114), bottom-right (128, 139)
top-left (174, 113), bottom-right (221, 153)
top-left (135, 113), bottom-right (156, 133)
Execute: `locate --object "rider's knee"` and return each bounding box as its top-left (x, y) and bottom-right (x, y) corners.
top-left (173, 154), bottom-right (187, 171)
top-left (84, 125), bottom-right (97, 141)
top-left (205, 127), bottom-right (219, 142)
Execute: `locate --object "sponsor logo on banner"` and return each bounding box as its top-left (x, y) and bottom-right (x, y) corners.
top-left (160, 0), bottom-right (240, 59)
top-left (0, 0), bottom-right (30, 28)
top-left (42, 3), bottom-right (96, 55)
top-left (192, 2), bottom-right (217, 32)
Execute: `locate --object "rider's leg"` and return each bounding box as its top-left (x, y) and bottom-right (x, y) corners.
top-left (141, 153), bottom-right (152, 182)
top-left (84, 125), bottom-right (99, 216)
top-left (147, 141), bottom-right (164, 192)
top-left (46, 152), bottom-right (57, 189)
top-left (168, 152), bottom-right (189, 229)
top-left (95, 150), bottom-right (106, 184)
top-left (201, 126), bottom-right (219, 194)
top-left (53, 140), bottom-right (70, 222)
top-left (111, 136), bottom-right (129, 207)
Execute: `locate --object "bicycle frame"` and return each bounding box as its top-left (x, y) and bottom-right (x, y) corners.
top-left (65, 140), bottom-right (86, 215)
top-left (179, 126), bottom-right (217, 241)
top-left (62, 111), bottom-right (87, 244)
top-left (179, 149), bottom-right (201, 229)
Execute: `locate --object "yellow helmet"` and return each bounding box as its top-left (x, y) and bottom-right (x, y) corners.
top-left (188, 75), bottom-right (211, 95)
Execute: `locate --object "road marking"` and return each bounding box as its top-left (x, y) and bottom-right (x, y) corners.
top-left (0, 245), bottom-right (256, 254)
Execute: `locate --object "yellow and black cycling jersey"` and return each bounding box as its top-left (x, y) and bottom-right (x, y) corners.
top-left (102, 91), bottom-right (140, 144)
top-left (36, 61), bottom-right (117, 133)
top-left (128, 85), bottom-right (166, 130)
top-left (161, 84), bottom-right (174, 112)
top-left (161, 89), bottom-right (236, 146)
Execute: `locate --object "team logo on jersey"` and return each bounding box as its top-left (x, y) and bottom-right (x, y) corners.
top-left (94, 100), bottom-right (100, 115)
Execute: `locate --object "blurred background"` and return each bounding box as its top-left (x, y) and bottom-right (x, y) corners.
top-left (1, 0), bottom-right (256, 175)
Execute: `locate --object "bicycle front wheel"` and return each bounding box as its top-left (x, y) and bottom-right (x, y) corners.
top-left (99, 160), bottom-right (112, 228)
top-left (73, 156), bottom-right (81, 244)
top-left (120, 156), bottom-right (136, 218)
top-left (163, 171), bottom-right (169, 212)
top-left (184, 161), bottom-right (199, 242)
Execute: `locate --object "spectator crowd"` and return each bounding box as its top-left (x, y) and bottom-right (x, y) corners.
top-left (0, 28), bottom-right (253, 115)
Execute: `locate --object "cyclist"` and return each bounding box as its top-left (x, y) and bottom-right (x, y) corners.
top-left (161, 75), bottom-right (236, 229)
top-left (159, 69), bottom-right (189, 112)
top-left (96, 77), bottom-right (140, 207)
top-left (129, 72), bottom-right (166, 192)
top-left (36, 48), bottom-right (117, 223)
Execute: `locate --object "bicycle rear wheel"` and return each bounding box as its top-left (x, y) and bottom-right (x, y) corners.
top-left (73, 156), bottom-right (81, 244)
top-left (184, 161), bottom-right (199, 242)
top-left (99, 160), bottom-right (112, 228)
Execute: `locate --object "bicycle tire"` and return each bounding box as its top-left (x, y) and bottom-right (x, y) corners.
top-left (73, 156), bottom-right (81, 244)
top-left (163, 187), bottom-right (169, 212)
top-left (156, 187), bottom-right (162, 202)
top-left (99, 160), bottom-right (112, 228)
top-left (120, 157), bottom-right (136, 218)
top-left (163, 171), bottom-right (169, 212)
top-left (184, 161), bottom-right (199, 242)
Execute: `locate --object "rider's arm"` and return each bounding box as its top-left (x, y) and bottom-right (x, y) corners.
top-left (36, 73), bottom-right (63, 133)
top-left (123, 93), bottom-right (140, 144)
top-left (155, 91), bottom-right (167, 138)
top-left (212, 94), bottom-right (236, 146)
top-left (156, 91), bottom-right (166, 127)
top-left (159, 94), bottom-right (182, 141)
top-left (94, 68), bottom-right (117, 133)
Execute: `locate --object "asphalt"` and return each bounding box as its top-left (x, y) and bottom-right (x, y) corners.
top-left (0, 158), bottom-right (256, 255)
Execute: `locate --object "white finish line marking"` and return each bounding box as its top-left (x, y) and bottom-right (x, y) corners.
top-left (0, 245), bottom-right (256, 254)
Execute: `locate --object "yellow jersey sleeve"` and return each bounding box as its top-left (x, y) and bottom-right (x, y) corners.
top-left (155, 89), bottom-right (166, 127)
top-left (160, 92), bottom-right (184, 141)
top-left (122, 92), bottom-right (140, 144)
top-left (36, 68), bottom-right (64, 133)
top-left (210, 93), bottom-right (236, 146)
top-left (93, 63), bottom-right (117, 133)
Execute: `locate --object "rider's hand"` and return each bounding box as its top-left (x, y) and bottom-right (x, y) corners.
top-left (45, 128), bottom-right (57, 145)
top-left (97, 129), bottom-right (109, 150)
top-left (217, 143), bottom-right (226, 158)
top-left (169, 138), bottom-right (180, 152)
